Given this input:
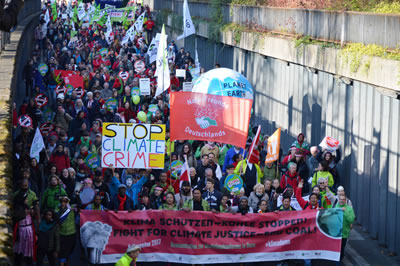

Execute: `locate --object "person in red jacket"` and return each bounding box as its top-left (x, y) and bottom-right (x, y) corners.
top-left (280, 162), bottom-right (301, 191)
top-left (296, 180), bottom-right (320, 210)
top-left (49, 143), bottom-right (70, 175)
top-left (168, 72), bottom-right (179, 93)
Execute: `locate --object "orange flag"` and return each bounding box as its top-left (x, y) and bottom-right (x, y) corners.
top-left (170, 92), bottom-right (252, 148)
top-left (265, 128), bottom-right (281, 164)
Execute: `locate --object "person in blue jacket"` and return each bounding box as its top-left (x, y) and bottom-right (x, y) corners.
top-left (109, 167), bottom-right (151, 209)
top-left (223, 146), bottom-right (246, 173)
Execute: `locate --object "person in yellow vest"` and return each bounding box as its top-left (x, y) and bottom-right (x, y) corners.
top-left (115, 244), bottom-right (141, 266)
top-left (234, 159), bottom-right (263, 196)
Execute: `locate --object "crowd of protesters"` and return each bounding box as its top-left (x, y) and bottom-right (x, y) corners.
top-left (11, 0), bottom-right (355, 265)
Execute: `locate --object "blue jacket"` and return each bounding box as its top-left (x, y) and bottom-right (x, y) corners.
top-left (112, 194), bottom-right (134, 211)
top-left (110, 176), bottom-right (147, 208)
top-left (223, 147), bottom-right (246, 173)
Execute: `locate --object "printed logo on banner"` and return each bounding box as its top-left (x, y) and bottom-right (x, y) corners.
top-left (194, 104), bottom-right (219, 129)
top-left (35, 94), bottom-right (49, 108)
top-left (40, 122), bottom-right (54, 135)
top-left (101, 123), bottom-right (166, 169)
top-left (316, 209), bottom-right (343, 239)
top-left (134, 60), bottom-right (145, 73)
top-left (80, 221), bottom-right (113, 265)
top-left (18, 115), bottom-right (33, 128)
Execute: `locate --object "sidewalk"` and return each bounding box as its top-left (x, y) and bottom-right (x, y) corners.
top-left (344, 224), bottom-right (400, 266)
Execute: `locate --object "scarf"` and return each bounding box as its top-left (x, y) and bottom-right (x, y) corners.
top-left (39, 220), bottom-right (55, 232)
top-left (117, 194), bottom-right (127, 210)
top-left (59, 207), bottom-right (71, 224)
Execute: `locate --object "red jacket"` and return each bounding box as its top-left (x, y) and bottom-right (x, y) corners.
top-left (280, 171), bottom-right (301, 190)
top-left (296, 187), bottom-right (319, 210)
top-left (49, 152), bottom-right (70, 173)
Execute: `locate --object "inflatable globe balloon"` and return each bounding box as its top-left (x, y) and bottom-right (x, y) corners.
top-left (137, 111), bottom-right (147, 122)
top-left (192, 68), bottom-right (254, 100)
top-left (132, 95), bottom-right (140, 105)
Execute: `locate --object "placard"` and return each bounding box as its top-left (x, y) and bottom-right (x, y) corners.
top-left (139, 78), bottom-right (150, 95)
top-left (182, 82), bottom-right (192, 92)
top-left (101, 123), bottom-right (166, 169)
top-left (175, 69), bottom-right (186, 78)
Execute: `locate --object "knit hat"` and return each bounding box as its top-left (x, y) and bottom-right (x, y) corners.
top-left (239, 196), bottom-right (248, 202)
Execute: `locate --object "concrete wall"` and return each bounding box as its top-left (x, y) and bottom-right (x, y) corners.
top-left (0, 0), bottom-right (40, 263)
top-left (160, 13), bottom-right (400, 256)
top-left (150, 0), bottom-right (400, 49)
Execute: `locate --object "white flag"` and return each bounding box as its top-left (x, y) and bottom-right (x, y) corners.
top-left (121, 23), bottom-right (136, 45)
top-left (106, 15), bottom-right (112, 33)
top-left (155, 25), bottom-right (170, 97)
top-left (44, 9), bottom-right (50, 25)
top-left (30, 127), bottom-right (45, 163)
top-left (133, 12), bottom-right (146, 32)
top-left (177, 0), bottom-right (195, 40)
top-left (78, 3), bottom-right (86, 21)
top-left (147, 33), bottom-right (161, 64)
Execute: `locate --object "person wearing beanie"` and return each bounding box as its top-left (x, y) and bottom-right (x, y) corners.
top-left (115, 244), bottom-right (141, 266)
top-left (231, 196), bottom-right (253, 214)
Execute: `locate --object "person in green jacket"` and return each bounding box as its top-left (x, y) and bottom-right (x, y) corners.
top-left (41, 176), bottom-right (67, 211)
top-left (159, 192), bottom-right (178, 210)
top-left (182, 188), bottom-right (210, 211)
top-left (56, 196), bottom-right (77, 266)
top-left (115, 244), bottom-right (141, 266)
top-left (311, 162), bottom-right (334, 187)
top-left (335, 194), bottom-right (355, 263)
top-left (262, 162), bottom-right (279, 183)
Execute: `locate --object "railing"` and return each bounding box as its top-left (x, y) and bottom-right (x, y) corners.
top-left (150, 0), bottom-right (400, 49)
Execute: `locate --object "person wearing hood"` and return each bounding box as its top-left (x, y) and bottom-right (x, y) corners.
top-left (41, 176), bottom-right (68, 211)
top-left (49, 144), bottom-right (70, 175)
top-left (280, 162), bottom-right (302, 191)
top-left (231, 196), bottom-right (253, 214)
top-left (291, 133), bottom-right (310, 158)
top-left (36, 209), bottom-right (59, 266)
top-left (248, 183), bottom-right (269, 212)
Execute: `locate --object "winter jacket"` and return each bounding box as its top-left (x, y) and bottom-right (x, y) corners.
top-left (202, 189), bottom-right (222, 210)
top-left (49, 151), bottom-right (70, 172)
top-left (263, 164), bottom-right (279, 182)
top-left (223, 147), bottom-right (245, 172)
top-left (335, 204), bottom-right (355, 238)
top-left (234, 160), bottom-right (263, 183)
top-left (112, 194), bottom-right (134, 211)
top-left (280, 171), bottom-right (301, 191)
top-left (183, 199), bottom-right (211, 211)
top-left (311, 171), bottom-right (334, 188)
top-left (111, 176), bottom-right (148, 208)
top-left (248, 191), bottom-right (269, 211)
top-left (41, 185), bottom-right (67, 211)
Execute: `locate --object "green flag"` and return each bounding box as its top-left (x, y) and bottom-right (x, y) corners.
top-left (51, 2), bottom-right (57, 22)
top-left (97, 13), bottom-right (107, 26)
top-left (73, 6), bottom-right (78, 23)
top-left (71, 30), bottom-right (77, 38)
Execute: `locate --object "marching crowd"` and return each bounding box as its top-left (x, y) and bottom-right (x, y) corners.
top-left (11, 1), bottom-right (355, 266)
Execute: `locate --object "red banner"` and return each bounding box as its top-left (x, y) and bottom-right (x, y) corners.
top-left (80, 209), bottom-right (343, 264)
top-left (170, 92), bottom-right (252, 148)
top-left (54, 70), bottom-right (80, 77)
top-left (63, 75), bottom-right (84, 89)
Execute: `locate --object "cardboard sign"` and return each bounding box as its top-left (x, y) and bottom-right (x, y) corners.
top-left (40, 122), bottom-right (54, 135)
top-left (101, 123), bottom-right (166, 169)
top-left (139, 78), bottom-right (150, 95)
top-left (182, 82), bottom-right (192, 92)
top-left (175, 69), bottom-right (186, 78)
